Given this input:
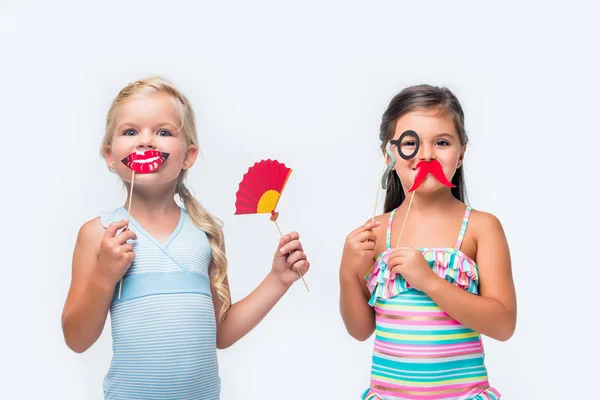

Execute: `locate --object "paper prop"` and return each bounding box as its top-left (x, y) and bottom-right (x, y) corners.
top-left (409, 159), bottom-right (456, 192)
top-left (390, 130), bottom-right (420, 161)
top-left (121, 150), bottom-right (170, 173)
top-left (116, 149), bottom-right (170, 298)
top-left (374, 130), bottom-right (420, 220)
top-left (234, 159), bottom-right (292, 221)
top-left (374, 130), bottom-right (458, 247)
top-left (393, 134), bottom-right (456, 248)
top-left (381, 141), bottom-right (396, 191)
top-left (234, 159), bottom-right (309, 292)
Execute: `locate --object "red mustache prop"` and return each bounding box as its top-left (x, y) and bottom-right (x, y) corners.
top-left (408, 160), bottom-right (456, 192)
top-left (121, 150), bottom-right (170, 174)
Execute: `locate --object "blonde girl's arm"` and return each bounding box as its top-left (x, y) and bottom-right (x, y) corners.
top-left (61, 219), bottom-right (113, 352)
top-left (210, 233), bottom-right (307, 349)
top-left (61, 218), bottom-right (135, 352)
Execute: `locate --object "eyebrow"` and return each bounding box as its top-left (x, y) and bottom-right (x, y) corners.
top-left (436, 133), bottom-right (455, 139)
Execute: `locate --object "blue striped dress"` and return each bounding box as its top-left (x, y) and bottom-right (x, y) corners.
top-left (99, 206), bottom-right (220, 399)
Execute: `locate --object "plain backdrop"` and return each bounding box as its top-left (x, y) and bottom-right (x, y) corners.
top-left (1, 1), bottom-right (598, 398)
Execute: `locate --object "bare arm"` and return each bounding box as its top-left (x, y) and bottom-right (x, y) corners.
top-left (339, 219), bottom-right (382, 341)
top-left (211, 232), bottom-right (309, 349)
top-left (61, 218), bottom-right (135, 353)
top-left (212, 273), bottom-right (290, 349)
top-left (422, 212), bottom-right (517, 341)
top-left (339, 271), bottom-right (375, 341)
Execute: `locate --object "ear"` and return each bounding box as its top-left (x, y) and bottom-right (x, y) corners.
top-left (182, 143), bottom-right (199, 170)
top-left (457, 145), bottom-right (467, 168)
top-left (104, 144), bottom-right (116, 171)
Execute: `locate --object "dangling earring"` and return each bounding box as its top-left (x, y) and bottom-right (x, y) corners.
top-left (381, 141), bottom-right (396, 190)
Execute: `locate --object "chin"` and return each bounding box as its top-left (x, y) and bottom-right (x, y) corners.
top-left (116, 168), bottom-right (173, 185)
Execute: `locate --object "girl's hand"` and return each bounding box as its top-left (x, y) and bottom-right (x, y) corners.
top-left (271, 232), bottom-right (310, 288)
top-left (96, 219), bottom-right (137, 286)
top-left (340, 220), bottom-right (380, 278)
top-left (388, 247), bottom-right (438, 292)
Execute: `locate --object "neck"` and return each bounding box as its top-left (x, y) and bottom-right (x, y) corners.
top-left (123, 180), bottom-right (180, 219)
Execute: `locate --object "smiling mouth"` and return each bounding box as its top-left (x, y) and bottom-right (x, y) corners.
top-left (121, 150), bottom-right (170, 174)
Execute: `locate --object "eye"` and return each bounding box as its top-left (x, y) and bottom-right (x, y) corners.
top-left (436, 140), bottom-right (450, 146)
top-left (123, 129), bottom-right (137, 136)
top-left (157, 129), bottom-right (172, 137)
top-left (402, 140), bottom-right (416, 146)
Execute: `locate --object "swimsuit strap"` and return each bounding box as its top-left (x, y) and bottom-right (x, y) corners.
top-left (455, 206), bottom-right (472, 250)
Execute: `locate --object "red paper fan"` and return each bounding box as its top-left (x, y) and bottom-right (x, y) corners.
top-left (234, 159), bottom-right (292, 219)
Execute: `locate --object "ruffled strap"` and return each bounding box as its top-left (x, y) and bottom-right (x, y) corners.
top-left (365, 248), bottom-right (480, 305)
top-left (361, 386), bottom-right (500, 399)
top-left (472, 386), bottom-right (502, 399)
top-left (99, 207), bottom-right (123, 229)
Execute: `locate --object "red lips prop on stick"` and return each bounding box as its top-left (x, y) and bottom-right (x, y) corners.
top-left (395, 159), bottom-right (455, 248)
top-left (116, 150), bottom-right (170, 298)
top-left (121, 150), bottom-right (170, 174)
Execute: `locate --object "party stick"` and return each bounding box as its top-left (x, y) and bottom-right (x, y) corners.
top-left (118, 150), bottom-right (171, 299)
top-left (395, 191), bottom-right (415, 248)
top-left (118, 169), bottom-right (135, 299)
top-left (394, 159), bottom-right (456, 248)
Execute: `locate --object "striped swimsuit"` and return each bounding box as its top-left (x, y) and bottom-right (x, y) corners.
top-left (363, 206), bottom-right (501, 400)
top-left (100, 206), bottom-right (220, 399)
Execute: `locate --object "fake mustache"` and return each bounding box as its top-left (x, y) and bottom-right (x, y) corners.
top-left (408, 159), bottom-right (456, 192)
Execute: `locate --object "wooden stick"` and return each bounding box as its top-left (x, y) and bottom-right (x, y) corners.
top-left (395, 191), bottom-right (415, 248)
top-left (118, 169), bottom-right (135, 299)
top-left (273, 219), bottom-right (310, 292)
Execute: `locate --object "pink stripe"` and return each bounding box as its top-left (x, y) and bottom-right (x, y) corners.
top-left (374, 309), bottom-right (450, 318)
top-left (376, 317), bottom-right (461, 326)
top-left (374, 347), bottom-right (483, 358)
top-left (375, 342), bottom-right (482, 354)
top-left (371, 380), bottom-right (488, 393)
top-left (375, 342), bottom-right (482, 352)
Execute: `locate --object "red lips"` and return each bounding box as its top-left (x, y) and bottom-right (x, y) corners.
top-left (408, 160), bottom-right (456, 192)
top-left (121, 150), bottom-right (170, 174)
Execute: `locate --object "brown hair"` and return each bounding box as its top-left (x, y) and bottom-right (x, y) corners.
top-left (380, 84), bottom-right (469, 212)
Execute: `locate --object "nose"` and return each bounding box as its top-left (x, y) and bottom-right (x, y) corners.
top-left (417, 142), bottom-right (435, 161)
top-left (136, 129), bottom-right (156, 149)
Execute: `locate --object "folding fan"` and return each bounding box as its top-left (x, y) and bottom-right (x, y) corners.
top-left (234, 159), bottom-right (292, 221)
top-left (234, 159), bottom-right (309, 291)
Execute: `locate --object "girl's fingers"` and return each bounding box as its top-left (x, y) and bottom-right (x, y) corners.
top-left (280, 239), bottom-right (302, 254)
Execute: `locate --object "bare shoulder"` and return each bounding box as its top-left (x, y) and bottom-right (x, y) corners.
top-left (367, 212), bottom-right (390, 238)
top-left (468, 208), bottom-right (506, 239)
top-left (75, 217), bottom-right (105, 252)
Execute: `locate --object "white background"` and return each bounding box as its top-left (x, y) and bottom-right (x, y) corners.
top-left (1, 1), bottom-right (598, 398)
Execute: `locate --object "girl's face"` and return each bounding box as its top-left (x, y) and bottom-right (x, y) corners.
top-left (387, 108), bottom-right (465, 194)
top-left (105, 92), bottom-right (197, 187)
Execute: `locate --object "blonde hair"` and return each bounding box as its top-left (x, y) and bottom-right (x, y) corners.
top-left (100, 76), bottom-right (231, 320)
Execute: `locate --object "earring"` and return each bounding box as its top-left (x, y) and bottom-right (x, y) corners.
top-left (381, 141), bottom-right (396, 190)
